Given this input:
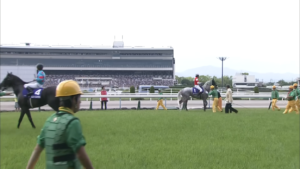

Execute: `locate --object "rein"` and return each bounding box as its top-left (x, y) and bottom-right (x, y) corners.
top-left (25, 80), bottom-right (36, 84)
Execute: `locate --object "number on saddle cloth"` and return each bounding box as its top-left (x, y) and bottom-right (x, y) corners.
top-left (22, 88), bottom-right (43, 98)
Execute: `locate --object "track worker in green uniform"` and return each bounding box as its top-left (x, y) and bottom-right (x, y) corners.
top-left (26, 80), bottom-right (94, 169)
top-left (271, 85), bottom-right (280, 111)
top-left (208, 85), bottom-right (222, 113)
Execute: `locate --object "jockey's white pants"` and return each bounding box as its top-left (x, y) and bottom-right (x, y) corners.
top-left (24, 82), bottom-right (43, 89)
top-left (194, 85), bottom-right (202, 92)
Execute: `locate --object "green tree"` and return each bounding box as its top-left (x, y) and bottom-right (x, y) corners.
top-left (254, 86), bottom-right (259, 93)
top-left (198, 75), bottom-right (211, 84)
top-left (130, 86), bottom-right (135, 93)
top-left (277, 79), bottom-right (288, 87)
top-left (222, 76), bottom-right (233, 87)
top-left (181, 78), bottom-right (192, 85)
top-left (149, 86), bottom-right (155, 93)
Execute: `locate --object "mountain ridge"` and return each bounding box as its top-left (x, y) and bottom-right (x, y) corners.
top-left (175, 66), bottom-right (299, 82)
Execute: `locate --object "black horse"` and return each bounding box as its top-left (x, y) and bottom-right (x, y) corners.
top-left (0, 72), bottom-right (59, 128)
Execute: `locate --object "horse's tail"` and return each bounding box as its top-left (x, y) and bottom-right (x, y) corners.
top-left (177, 89), bottom-right (182, 108)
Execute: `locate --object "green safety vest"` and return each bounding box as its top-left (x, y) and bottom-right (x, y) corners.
top-left (44, 112), bottom-right (82, 169)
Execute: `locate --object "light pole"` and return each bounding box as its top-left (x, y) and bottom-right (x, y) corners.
top-left (218, 57), bottom-right (227, 88)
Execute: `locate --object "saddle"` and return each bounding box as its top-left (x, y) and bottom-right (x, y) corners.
top-left (192, 86), bottom-right (204, 95)
top-left (23, 87), bottom-right (43, 99)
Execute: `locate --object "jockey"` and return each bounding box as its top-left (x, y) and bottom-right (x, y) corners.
top-left (194, 74), bottom-right (202, 93)
top-left (24, 63), bottom-right (46, 95)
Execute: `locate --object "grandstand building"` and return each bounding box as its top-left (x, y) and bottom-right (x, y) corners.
top-left (232, 73), bottom-right (259, 89)
top-left (0, 41), bottom-right (175, 89)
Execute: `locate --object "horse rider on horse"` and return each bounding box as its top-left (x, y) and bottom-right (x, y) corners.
top-left (24, 63), bottom-right (46, 95)
top-left (194, 74), bottom-right (203, 94)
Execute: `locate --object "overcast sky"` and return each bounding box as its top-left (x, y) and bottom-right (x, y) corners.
top-left (1, 0), bottom-right (299, 75)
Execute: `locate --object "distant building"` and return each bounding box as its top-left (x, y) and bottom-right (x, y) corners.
top-left (232, 73), bottom-right (259, 89)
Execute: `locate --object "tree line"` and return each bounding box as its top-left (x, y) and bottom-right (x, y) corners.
top-left (175, 75), bottom-right (299, 87)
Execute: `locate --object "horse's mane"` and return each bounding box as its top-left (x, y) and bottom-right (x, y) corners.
top-left (203, 79), bottom-right (211, 88)
top-left (7, 73), bottom-right (27, 84)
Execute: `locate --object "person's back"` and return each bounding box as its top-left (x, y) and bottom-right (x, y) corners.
top-left (225, 88), bottom-right (233, 103)
top-left (42, 112), bottom-right (82, 168)
top-left (24, 63), bottom-right (46, 95)
top-left (26, 80), bottom-right (94, 169)
top-left (36, 70), bottom-right (46, 86)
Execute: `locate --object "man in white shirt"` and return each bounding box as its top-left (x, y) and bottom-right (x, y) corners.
top-left (225, 85), bottom-right (238, 113)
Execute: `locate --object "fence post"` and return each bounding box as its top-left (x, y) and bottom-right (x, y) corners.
top-left (89, 98), bottom-right (93, 110)
top-left (119, 98), bottom-right (121, 109)
top-left (137, 100), bottom-right (141, 110)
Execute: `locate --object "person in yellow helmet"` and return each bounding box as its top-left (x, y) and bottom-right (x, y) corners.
top-left (208, 85), bottom-right (222, 113)
top-left (156, 89), bottom-right (167, 110)
top-left (26, 80), bottom-right (94, 169)
top-left (283, 85), bottom-right (298, 114)
top-left (289, 83), bottom-right (300, 112)
top-left (270, 85), bottom-right (280, 111)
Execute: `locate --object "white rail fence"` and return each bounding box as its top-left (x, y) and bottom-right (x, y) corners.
top-left (1, 94), bottom-right (289, 109)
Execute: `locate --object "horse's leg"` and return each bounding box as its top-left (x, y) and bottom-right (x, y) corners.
top-left (17, 109), bottom-right (26, 128)
top-left (179, 100), bottom-right (182, 111)
top-left (185, 100), bottom-right (188, 111)
top-left (203, 99), bottom-right (207, 111)
top-left (25, 109), bottom-right (36, 128)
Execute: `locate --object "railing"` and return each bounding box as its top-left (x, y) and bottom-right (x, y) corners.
top-left (1, 94), bottom-right (289, 109)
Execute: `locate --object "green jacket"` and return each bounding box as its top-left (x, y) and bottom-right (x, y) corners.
top-left (208, 89), bottom-right (218, 98)
top-left (37, 107), bottom-right (86, 169)
top-left (158, 92), bottom-right (163, 101)
top-left (287, 91), bottom-right (296, 101)
top-left (271, 90), bottom-right (279, 99)
top-left (293, 88), bottom-right (300, 99)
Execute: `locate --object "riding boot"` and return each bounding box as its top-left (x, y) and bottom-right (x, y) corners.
top-left (26, 87), bottom-right (33, 95)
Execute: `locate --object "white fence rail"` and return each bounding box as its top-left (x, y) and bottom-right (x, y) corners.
top-left (1, 94), bottom-right (288, 109)
top-left (0, 94), bottom-right (288, 99)
top-left (1, 93), bottom-right (286, 99)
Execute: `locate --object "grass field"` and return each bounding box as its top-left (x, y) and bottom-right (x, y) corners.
top-left (1, 109), bottom-right (299, 169)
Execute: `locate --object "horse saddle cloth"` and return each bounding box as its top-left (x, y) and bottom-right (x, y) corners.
top-left (22, 88), bottom-right (43, 99)
top-left (192, 87), bottom-right (203, 95)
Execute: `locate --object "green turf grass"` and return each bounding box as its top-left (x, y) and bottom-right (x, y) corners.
top-left (1, 109), bottom-right (299, 169)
